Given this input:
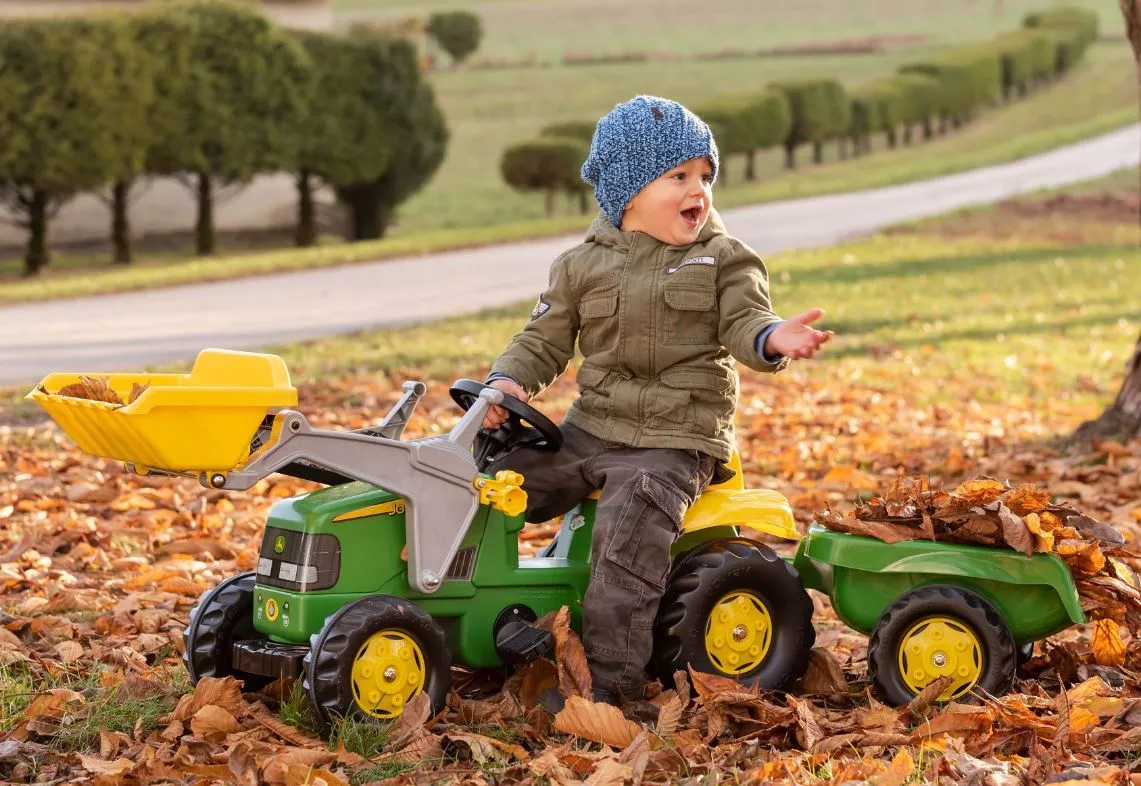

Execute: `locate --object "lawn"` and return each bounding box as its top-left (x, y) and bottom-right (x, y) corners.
top-left (1, 42), bottom-right (1133, 305)
top-left (334, 0), bottom-right (1123, 61)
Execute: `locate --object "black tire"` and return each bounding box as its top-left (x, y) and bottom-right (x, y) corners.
top-left (867, 585), bottom-right (1016, 706)
top-left (1016, 641), bottom-right (1035, 669)
top-left (182, 572), bottom-right (270, 691)
top-left (653, 539), bottom-right (815, 691)
top-left (303, 595), bottom-right (451, 725)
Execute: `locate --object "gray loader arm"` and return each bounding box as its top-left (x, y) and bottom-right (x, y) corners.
top-left (207, 387), bottom-right (504, 594)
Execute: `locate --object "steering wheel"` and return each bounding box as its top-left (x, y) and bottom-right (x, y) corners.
top-left (449, 379), bottom-right (563, 471)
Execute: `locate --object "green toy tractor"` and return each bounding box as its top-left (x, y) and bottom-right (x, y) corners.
top-left (31, 348), bottom-right (1107, 722)
top-left (178, 373), bottom-right (817, 723)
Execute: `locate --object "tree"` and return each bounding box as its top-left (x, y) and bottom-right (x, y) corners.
top-left (291, 31), bottom-right (397, 246)
top-left (501, 138), bottom-right (588, 216)
top-left (1071, 0), bottom-right (1141, 446)
top-left (425, 10), bottom-right (482, 65)
top-left (147, 2), bottom-right (311, 256)
top-left (0, 18), bottom-right (134, 275)
top-left (334, 30), bottom-right (448, 241)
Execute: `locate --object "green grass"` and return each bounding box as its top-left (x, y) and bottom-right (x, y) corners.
top-left (263, 223), bottom-right (1139, 413)
top-left (334, 0), bottom-right (1123, 60)
top-left (395, 42), bottom-right (1136, 235)
top-left (1, 44), bottom-right (1133, 306)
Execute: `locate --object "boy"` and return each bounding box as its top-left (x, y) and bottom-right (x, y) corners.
top-left (484, 96), bottom-right (829, 707)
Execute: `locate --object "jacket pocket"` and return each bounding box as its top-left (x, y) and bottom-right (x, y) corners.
top-left (662, 284), bottom-right (718, 345)
top-left (575, 365), bottom-right (611, 422)
top-left (578, 292), bottom-right (619, 355)
top-left (605, 472), bottom-right (686, 587)
top-left (660, 367), bottom-right (735, 434)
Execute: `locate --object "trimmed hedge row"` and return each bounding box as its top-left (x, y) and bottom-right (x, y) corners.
top-left (0, 1), bottom-right (448, 274)
top-left (501, 5), bottom-right (1097, 216)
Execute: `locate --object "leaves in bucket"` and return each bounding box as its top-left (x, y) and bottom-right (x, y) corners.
top-left (54, 375), bottom-right (124, 405)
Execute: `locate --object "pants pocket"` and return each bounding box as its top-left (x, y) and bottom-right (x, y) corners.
top-left (605, 473), bottom-right (687, 587)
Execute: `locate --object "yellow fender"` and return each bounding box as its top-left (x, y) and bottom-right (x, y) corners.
top-left (681, 488), bottom-right (800, 542)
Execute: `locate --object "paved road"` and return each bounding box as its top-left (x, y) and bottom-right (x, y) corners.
top-left (2, 124), bottom-right (1138, 387)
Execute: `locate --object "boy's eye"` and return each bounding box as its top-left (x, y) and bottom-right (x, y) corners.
top-left (701, 174), bottom-right (714, 185)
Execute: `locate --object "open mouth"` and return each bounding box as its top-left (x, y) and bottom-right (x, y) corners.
top-left (680, 206), bottom-right (702, 228)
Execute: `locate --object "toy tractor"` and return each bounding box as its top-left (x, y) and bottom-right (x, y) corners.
top-left (31, 349), bottom-right (817, 724)
top-left (32, 349), bottom-right (1108, 719)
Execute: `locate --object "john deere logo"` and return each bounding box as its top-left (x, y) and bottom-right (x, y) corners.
top-left (265, 598), bottom-right (279, 622)
top-left (274, 535), bottom-right (286, 554)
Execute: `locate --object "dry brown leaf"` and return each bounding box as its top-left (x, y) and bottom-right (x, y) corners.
top-left (169, 675), bottom-right (244, 722)
top-left (801, 647), bottom-right (849, 694)
top-left (77, 755), bottom-right (135, 776)
top-left (127, 382), bottom-right (150, 404)
top-left (655, 692), bottom-right (685, 740)
top-left (906, 675), bottom-right (953, 720)
top-left (443, 730), bottom-right (529, 764)
top-left (552, 606), bottom-right (591, 699)
top-left (789, 696), bottom-right (823, 750)
top-left (911, 707), bottom-right (993, 740)
top-left (190, 704), bottom-right (241, 741)
top-left (871, 747), bottom-right (914, 786)
top-left (248, 703), bottom-right (325, 748)
top-left (997, 502), bottom-right (1034, 556)
top-left (953, 479), bottom-right (1006, 506)
top-left (56, 375), bottom-right (124, 405)
top-left (1005, 485), bottom-right (1050, 516)
top-left (1092, 618), bottom-right (1127, 667)
top-left (553, 696), bottom-right (641, 749)
top-left (688, 665), bottom-right (753, 698)
top-left (584, 757), bottom-right (633, 786)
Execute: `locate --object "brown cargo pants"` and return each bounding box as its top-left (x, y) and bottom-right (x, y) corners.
top-left (490, 422), bottom-right (716, 702)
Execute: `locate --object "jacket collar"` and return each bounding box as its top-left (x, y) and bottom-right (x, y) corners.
top-left (584, 208), bottom-right (727, 250)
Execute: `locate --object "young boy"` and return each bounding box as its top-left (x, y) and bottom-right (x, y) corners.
top-left (483, 96), bottom-right (830, 706)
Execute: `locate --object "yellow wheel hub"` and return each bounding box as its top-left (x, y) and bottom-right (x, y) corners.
top-left (704, 590), bottom-right (772, 676)
top-left (897, 616), bottom-right (983, 701)
top-left (351, 630), bottom-right (426, 718)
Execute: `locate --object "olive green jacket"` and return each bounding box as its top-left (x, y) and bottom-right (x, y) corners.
top-left (490, 209), bottom-right (787, 461)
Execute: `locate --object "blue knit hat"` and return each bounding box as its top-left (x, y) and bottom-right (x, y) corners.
top-left (581, 95), bottom-right (719, 228)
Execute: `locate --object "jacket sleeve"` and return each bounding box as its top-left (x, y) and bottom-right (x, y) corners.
top-left (717, 239), bottom-right (789, 374)
top-left (489, 250), bottom-right (580, 396)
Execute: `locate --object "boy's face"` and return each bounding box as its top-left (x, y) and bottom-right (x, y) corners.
top-left (620, 156), bottom-right (714, 246)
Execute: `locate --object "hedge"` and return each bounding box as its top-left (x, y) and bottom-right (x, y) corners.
top-left (501, 138), bottom-right (589, 216)
top-left (899, 47), bottom-right (1000, 127)
top-left (425, 9), bottom-right (482, 64)
top-left (848, 80), bottom-right (906, 153)
top-left (768, 79), bottom-right (849, 168)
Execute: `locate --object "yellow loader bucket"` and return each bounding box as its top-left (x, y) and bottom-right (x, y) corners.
top-left (27, 348), bottom-right (297, 473)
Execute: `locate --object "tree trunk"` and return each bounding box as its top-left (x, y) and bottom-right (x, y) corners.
top-left (24, 189), bottom-right (49, 276)
top-left (744, 150), bottom-right (756, 181)
top-left (886, 127), bottom-right (898, 148)
top-left (1072, 331), bottom-right (1141, 444)
top-left (812, 141), bottom-right (823, 164)
top-left (784, 143), bottom-right (796, 169)
top-left (111, 179), bottom-right (133, 264)
top-left (344, 186), bottom-right (386, 240)
top-left (195, 171), bottom-right (214, 256)
top-left (295, 169), bottom-right (317, 248)
top-left (903, 125), bottom-right (913, 145)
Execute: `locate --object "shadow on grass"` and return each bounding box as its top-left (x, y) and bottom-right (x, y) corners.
top-left (824, 307), bottom-right (1139, 360)
top-left (789, 242), bottom-right (1133, 286)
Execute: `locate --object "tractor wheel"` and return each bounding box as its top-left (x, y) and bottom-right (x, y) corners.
top-left (303, 595), bottom-right (451, 725)
top-left (183, 572), bottom-right (270, 691)
top-left (867, 585), bottom-right (1016, 706)
top-left (1016, 641), bottom-right (1035, 669)
top-left (653, 539), bottom-right (815, 691)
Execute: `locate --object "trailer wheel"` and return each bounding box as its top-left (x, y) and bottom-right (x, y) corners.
top-left (868, 585), bottom-right (1016, 706)
top-left (303, 595), bottom-right (451, 725)
top-left (653, 540), bottom-right (815, 691)
top-left (182, 572), bottom-right (269, 691)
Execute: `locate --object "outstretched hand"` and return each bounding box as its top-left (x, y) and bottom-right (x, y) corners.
top-left (766, 309), bottom-right (832, 360)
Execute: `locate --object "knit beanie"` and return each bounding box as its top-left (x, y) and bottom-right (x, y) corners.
top-left (581, 95), bottom-right (719, 228)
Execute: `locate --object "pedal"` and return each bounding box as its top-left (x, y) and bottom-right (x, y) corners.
top-left (494, 621), bottom-right (553, 666)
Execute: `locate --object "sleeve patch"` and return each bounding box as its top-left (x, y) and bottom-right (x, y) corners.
top-left (531, 296), bottom-right (551, 319)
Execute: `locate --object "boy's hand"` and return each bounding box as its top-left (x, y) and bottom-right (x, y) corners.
top-left (483, 378), bottom-right (529, 429)
top-left (766, 309), bottom-right (832, 360)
